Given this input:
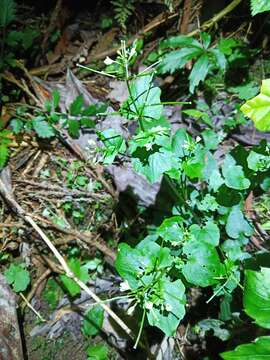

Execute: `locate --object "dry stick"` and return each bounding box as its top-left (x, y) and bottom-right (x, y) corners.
top-left (0, 178), bottom-right (133, 339)
top-left (180, 0), bottom-right (192, 34)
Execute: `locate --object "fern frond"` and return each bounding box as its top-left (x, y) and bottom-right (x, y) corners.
top-left (111, 0), bottom-right (135, 30)
top-left (0, 0), bottom-right (16, 27)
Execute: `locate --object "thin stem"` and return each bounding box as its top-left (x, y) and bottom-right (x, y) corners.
top-left (134, 308), bottom-right (146, 349)
top-left (76, 64), bottom-right (116, 78)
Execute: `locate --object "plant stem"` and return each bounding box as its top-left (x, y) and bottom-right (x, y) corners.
top-left (134, 308), bottom-right (146, 349)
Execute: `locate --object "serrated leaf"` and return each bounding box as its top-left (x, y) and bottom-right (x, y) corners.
top-left (82, 305), bottom-right (104, 337)
top-left (247, 150), bottom-right (270, 172)
top-left (67, 119), bottom-right (80, 138)
top-left (4, 263), bottom-right (30, 292)
top-left (221, 336), bottom-right (270, 359)
top-left (241, 79), bottom-right (270, 131)
top-left (244, 267), bottom-right (270, 329)
top-left (225, 205), bottom-right (253, 239)
top-left (189, 53), bottom-right (211, 93)
top-left (222, 154), bottom-right (250, 190)
top-left (182, 240), bottom-right (223, 287)
top-left (32, 117), bottom-right (55, 138)
top-left (69, 95), bottom-right (84, 116)
top-left (10, 118), bottom-right (24, 134)
top-left (86, 344), bottom-right (108, 360)
top-left (159, 47), bottom-right (202, 74)
top-left (210, 48), bottom-right (227, 72)
top-left (251, 0), bottom-right (270, 16)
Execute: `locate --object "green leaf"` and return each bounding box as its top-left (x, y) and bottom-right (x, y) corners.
top-left (67, 119), bottom-right (80, 138)
top-left (182, 240), bottom-right (223, 287)
top-left (171, 128), bottom-right (191, 157)
top-left (32, 117), bottom-right (55, 138)
top-left (190, 221), bottom-right (220, 246)
top-left (197, 319), bottom-right (230, 341)
top-left (69, 95), bottom-right (84, 116)
top-left (225, 205), bottom-right (253, 239)
top-left (0, 143), bottom-right (9, 169)
top-left (222, 154), bottom-right (250, 190)
top-left (201, 32), bottom-right (211, 49)
top-left (241, 79), bottom-right (270, 131)
top-left (244, 267), bottom-right (270, 329)
top-left (157, 216), bottom-right (184, 245)
top-left (159, 47), bottom-right (202, 74)
top-left (0, 0), bottom-right (16, 27)
top-left (10, 118), bottom-right (24, 134)
top-left (202, 129), bottom-right (221, 150)
top-left (229, 82), bottom-right (259, 100)
top-left (247, 151), bottom-right (270, 172)
top-left (221, 336), bottom-right (270, 359)
top-left (189, 54), bottom-right (211, 93)
top-left (210, 48), bottom-right (227, 72)
top-left (86, 344), bottom-right (108, 360)
top-left (147, 277), bottom-right (186, 336)
top-left (60, 258), bottom-right (90, 297)
top-left (4, 263), bottom-right (30, 292)
top-left (82, 305), bottom-right (104, 336)
top-left (126, 74), bottom-right (163, 122)
top-left (251, 0), bottom-right (270, 16)
top-left (99, 129), bottom-right (126, 165)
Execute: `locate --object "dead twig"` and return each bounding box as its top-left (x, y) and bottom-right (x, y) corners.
top-left (0, 177), bottom-right (133, 340)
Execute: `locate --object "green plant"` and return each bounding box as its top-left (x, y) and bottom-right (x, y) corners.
top-left (86, 343), bottom-right (108, 360)
top-left (86, 42), bottom-right (270, 348)
top-left (157, 33), bottom-right (227, 93)
top-left (111, 0), bottom-right (135, 31)
top-left (4, 263), bottom-right (30, 292)
top-left (0, 129), bottom-right (12, 169)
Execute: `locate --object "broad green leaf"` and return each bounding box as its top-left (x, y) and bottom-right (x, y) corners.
top-left (241, 79), bottom-right (270, 131)
top-left (190, 221), bottom-right (220, 246)
top-left (182, 240), bottom-right (223, 287)
top-left (221, 336), bottom-right (270, 359)
top-left (229, 82), bottom-right (259, 100)
top-left (218, 38), bottom-right (238, 55)
top-left (86, 344), bottom-right (108, 360)
top-left (157, 216), bottom-right (184, 245)
top-left (171, 128), bottom-right (191, 157)
top-left (222, 154), bottom-right (250, 190)
top-left (159, 47), bottom-right (202, 74)
top-left (244, 267), bottom-right (270, 329)
top-left (82, 305), bottom-right (104, 336)
top-left (69, 95), bottom-right (84, 116)
top-left (208, 169), bottom-right (224, 192)
top-left (60, 258), bottom-right (90, 297)
top-left (32, 117), bottom-right (55, 138)
top-left (4, 263), bottom-right (30, 292)
top-left (202, 129), bottom-right (221, 150)
top-left (225, 205), bottom-right (253, 239)
top-left (147, 277), bottom-right (186, 336)
top-left (183, 148), bottom-right (205, 179)
top-left (189, 54), bottom-right (211, 93)
top-left (251, 0), bottom-right (270, 16)
top-left (201, 32), bottom-right (211, 49)
top-left (182, 109), bottom-right (212, 127)
top-left (126, 74), bottom-right (162, 122)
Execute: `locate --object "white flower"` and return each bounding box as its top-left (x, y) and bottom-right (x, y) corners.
top-left (127, 303), bottom-right (137, 315)
top-left (145, 301), bottom-right (153, 310)
top-left (165, 303), bottom-right (172, 312)
top-left (119, 280), bottom-right (130, 292)
top-left (104, 56), bottom-right (114, 65)
top-left (145, 142), bottom-right (153, 151)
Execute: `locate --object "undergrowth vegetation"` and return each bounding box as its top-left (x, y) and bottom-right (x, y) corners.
top-left (1, 0), bottom-right (270, 359)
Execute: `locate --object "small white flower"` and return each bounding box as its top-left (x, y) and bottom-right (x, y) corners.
top-left (129, 47), bottom-right (137, 58)
top-left (104, 56), bottom-right (115, 65)
top-left (165, 303), bottom-right (172, 312)
top-left (145, 142), bottom-right (153, 151)
top-left (127, 303), bottom-right (137, 315)
top-left (145, 301), bottom-right (153, 310)
top-left (119, 280), bottom-right (130, 292)
top-left (195, 136), bottom-right (201, 143)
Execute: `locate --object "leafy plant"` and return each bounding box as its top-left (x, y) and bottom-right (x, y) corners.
top-left (86, 343), bottom-right (108, 360)
top-left (88, 42), bottom-right (270, 346)
top-left (241, 78), bottom-right (270, 131)
top-left (111, 0), bottom-right (135, 31)
top-left (221, 336), bottom-right (270, 359)
top-left (4, 263), bottom-right (30, 292)
top-left (157, 33), bottom-right (227, 93)
top-left (82, 305), bottom-right (104, 337)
